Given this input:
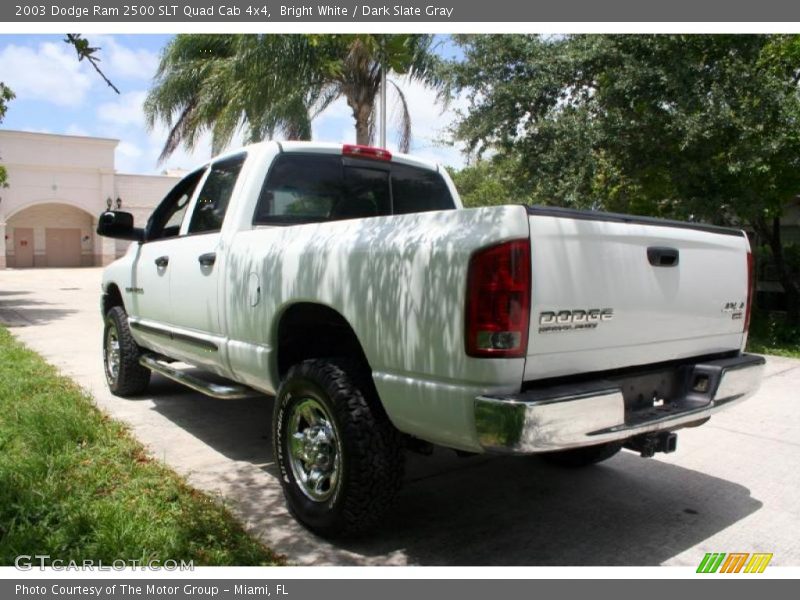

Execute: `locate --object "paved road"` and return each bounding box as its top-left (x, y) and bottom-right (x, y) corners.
top-left (2, 267), bottom-right (799, 566)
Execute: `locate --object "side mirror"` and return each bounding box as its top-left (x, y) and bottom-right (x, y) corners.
top-left (96, 211), bottom-right (144, 242)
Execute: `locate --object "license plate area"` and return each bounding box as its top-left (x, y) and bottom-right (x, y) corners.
top-left (610, 364), bottom-right (717, 426)
top-left (610, 367), bottom-right (685, 411)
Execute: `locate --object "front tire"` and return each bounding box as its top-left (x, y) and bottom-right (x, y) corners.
top-left (103, 306), bottom-right (151, 397)
top-left (273, 358), bottom-right (404, 537)
top-left (541, 442), bottom-right (622, 468)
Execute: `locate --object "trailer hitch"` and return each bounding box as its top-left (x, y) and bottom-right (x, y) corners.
top-left (624, 432), bottom-right (678, 458)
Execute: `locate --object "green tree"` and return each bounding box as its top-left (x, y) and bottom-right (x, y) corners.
top-left (144, 34), bottom-right (443, 160)
top-left (447, 34), bottom-right (800, 325)
top-left (447, 156), bottom-right (529, 208)
top-left (0, 82), bottom-right (15, 188)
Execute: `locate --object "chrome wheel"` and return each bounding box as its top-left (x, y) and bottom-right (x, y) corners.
top-left (104, 323), bottom-right (121, 383)
top-left (287, 397), bottom-right (341, 502)
top-left (274, 359), bottom-right (404, 535)
top-left (102, 306), bottom-right (150, 396)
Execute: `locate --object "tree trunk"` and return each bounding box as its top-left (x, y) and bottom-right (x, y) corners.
top-left (754, 215), bottom-right (800, 327)
top-left (284, 121), bottom-right (311, 141)
top-left (350, 99), bottom-right (373, 146)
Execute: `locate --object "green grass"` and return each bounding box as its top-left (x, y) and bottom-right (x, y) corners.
top-left (746, 310), bottom-right (800, 359)
top-left (0, 326), bottom-right (284, 566)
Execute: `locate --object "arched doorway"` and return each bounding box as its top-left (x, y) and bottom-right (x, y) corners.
top-left (5, 203), bottom-right (95, 268)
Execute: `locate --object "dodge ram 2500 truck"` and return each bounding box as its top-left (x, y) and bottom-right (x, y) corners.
top-left (98, 141), bottom-right (765, 536)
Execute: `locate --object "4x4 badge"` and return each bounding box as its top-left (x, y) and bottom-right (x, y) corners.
top-left (721, 301), bottom-right (745, 320)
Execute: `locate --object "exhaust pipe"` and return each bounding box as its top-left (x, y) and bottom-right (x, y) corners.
top-left (624, 432), bottom-right (678, 458)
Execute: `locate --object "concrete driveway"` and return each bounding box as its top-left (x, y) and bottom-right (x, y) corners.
top-left (2, 267), bottom-right (799, 566)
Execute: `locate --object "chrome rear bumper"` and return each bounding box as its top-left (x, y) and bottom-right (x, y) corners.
top-left (474, 353), bottom-right (765, 453)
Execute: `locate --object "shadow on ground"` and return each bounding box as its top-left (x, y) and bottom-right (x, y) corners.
top-left (0, 292), bottom-right (77, 327)
top-left (139, 374), bottom-right (762, 566)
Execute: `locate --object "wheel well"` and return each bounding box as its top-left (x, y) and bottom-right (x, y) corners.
top-left (102, 284), bottom-right (124, 315)
top-left (276, 303), bottom-right (370, 379)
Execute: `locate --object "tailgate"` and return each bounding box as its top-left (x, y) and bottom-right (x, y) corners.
top-left (524, 209), bottom-right (750, 381)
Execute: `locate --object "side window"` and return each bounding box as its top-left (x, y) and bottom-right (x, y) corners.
top-left (391, 164), bottom-right (455, 215)
top-left (145, 169), bottom-right (205, 241)
top-left (162, 190), bottom-right (192, 233)
top-left (187, 154), bottom-right (246, 235)
top-left (254, 154), bottom-right (344, 225)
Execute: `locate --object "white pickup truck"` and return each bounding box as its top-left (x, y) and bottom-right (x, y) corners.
top-left (98, 141), bottom-right (765, 536)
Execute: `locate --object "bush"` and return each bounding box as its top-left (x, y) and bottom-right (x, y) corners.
top-left (747, 309), bottom-right (800, 358)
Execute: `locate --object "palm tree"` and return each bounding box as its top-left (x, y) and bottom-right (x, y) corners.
top-left (144, 35), bottom-right (326, 160)
top-left (144, 34), bottom-right (443, 161)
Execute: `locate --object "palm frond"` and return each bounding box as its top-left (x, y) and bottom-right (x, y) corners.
top-left (144, 33), bottom-right (444, 160)
top-left (388, 79), bottom-right (412, 152)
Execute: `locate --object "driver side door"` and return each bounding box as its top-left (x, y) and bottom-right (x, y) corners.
top-left (126, 169), bottom-right (205, 353)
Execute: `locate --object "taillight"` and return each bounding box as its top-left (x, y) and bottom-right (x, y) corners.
top-left (465, 239), bottom-right (531, 358)
top-left (342, 144), bottom-right (392, 161)
top-left (744, 250), bottom-right (754, 333)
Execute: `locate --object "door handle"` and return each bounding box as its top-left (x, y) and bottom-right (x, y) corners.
top-left (647, 247), bottom-right (679, 267)
top-left (198, 252), bottom-right (217, 267)
top-left (154, 256), bottom-right (169, 268)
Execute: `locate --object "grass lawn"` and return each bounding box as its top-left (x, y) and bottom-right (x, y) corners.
top-left (0, 326), bottom-right (284, 566)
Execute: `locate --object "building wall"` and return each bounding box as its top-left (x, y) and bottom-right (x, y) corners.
top-left (0, 130), bottom-right (181, 268)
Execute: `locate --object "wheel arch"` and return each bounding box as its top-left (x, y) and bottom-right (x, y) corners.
top-left (102, 282), bottom-right (125, 316)
top-left (274, 302), bottom-right (372, 381)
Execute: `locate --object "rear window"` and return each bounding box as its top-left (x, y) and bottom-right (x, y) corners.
top-left (391, 163), bottom-right (455, 215)
top-left (253, 153), bottom-right (455, 225)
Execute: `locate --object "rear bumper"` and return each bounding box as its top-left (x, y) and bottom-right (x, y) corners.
top-left (474, 353), bottom-right (765, 453)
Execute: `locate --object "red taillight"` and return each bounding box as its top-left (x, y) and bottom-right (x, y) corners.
top-left (744, 250), bottom-right (754, 332)
top-left (342, 144), bottom-right (392, 161)
top-left (465, 239), bottom-right (531, 358)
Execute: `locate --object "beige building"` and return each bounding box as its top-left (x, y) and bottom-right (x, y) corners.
top-left (0, 130), bottom-right (181, 269)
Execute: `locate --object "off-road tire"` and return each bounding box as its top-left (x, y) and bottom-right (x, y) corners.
top-left (273, 358), bottom-right (404, 537)
top-left (103, 306), bottom-right (151, 396)
top-left (541, 442), bottom-right (623, 468)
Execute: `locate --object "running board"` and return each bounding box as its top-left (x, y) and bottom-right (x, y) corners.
top-left (139, 355), bottom-right (261, 400)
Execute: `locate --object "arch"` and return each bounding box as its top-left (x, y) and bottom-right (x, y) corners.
top-left (4, 199), bottom-right (97, 222)
top-left (5, 201), bottom-right (98, 268)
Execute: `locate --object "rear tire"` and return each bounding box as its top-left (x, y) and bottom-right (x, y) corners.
top-left (541, 442), bottom-right (622, 468)
top-left (103, 306), bottom-right (151, 397)
top-left (273, 358), bottom-right (404, 537)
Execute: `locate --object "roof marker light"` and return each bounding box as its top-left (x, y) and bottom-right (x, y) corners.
top-left (342, 144), bottom-right (392, 161)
